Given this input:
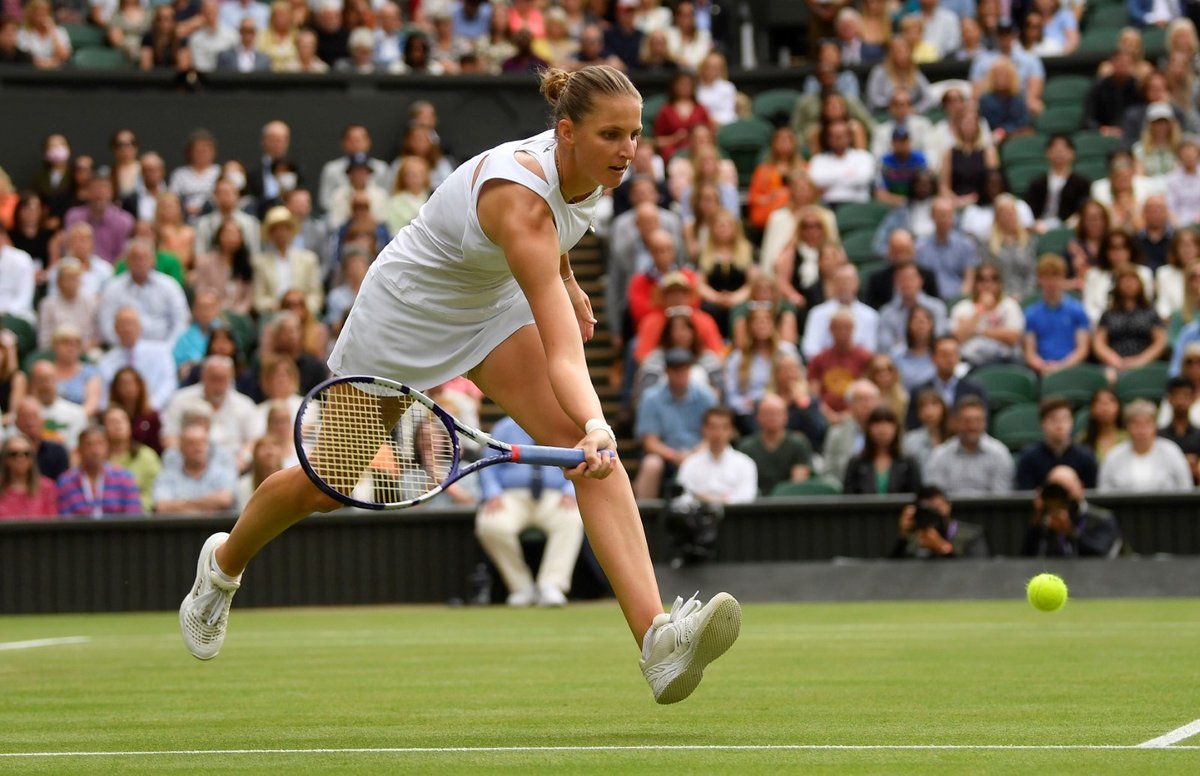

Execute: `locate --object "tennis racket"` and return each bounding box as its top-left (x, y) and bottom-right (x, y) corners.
top-left (294, 375), bottom-right (609, 510)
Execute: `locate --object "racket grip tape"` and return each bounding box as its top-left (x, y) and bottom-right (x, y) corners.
top-left (511, 445), bottom-right (617, 468)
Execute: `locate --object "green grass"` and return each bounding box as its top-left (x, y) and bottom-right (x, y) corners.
top-left (2, 600), bottom-right (1200, 774)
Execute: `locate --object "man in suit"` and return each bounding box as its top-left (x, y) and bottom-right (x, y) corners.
top-left (120, 152), bottom-right (168, 223)
top-left (246, 120), bottom-right (300, 214)
top-left (215, 19), bottom-right (271, 73)
top-left (1024, 134), bottom-right (1091, 232)
top-left (905, 336), bottom-right (987, 429)
top-left (252, 207), bottom-right (323, 317)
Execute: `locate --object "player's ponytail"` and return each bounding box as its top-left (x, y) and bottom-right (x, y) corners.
top-left (539, 65), bottom-right (641, 126)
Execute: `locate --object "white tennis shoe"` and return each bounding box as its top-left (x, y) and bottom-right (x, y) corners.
top-left (640, 591), bottom-right (742, 704)
top-left (179, 532), bottom-right (241, 660)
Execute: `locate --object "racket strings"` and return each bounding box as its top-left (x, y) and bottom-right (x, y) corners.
top-left (302, 383), bottom-right (456, 505)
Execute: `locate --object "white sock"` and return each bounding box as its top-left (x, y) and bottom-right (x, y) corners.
top-left (210, 549), bottom-right (240, 586)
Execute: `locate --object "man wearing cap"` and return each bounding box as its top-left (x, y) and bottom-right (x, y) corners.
top-left (605, 0), bottom-right (644, 71)
top-left (252, 206), bottom-right (323, 317)
top-left (318, 124), bottom-right (390, 213)
top-left (870, 90), bottom-right (935, 161)
top-left (633, 347), bottom-right (717, 500)
top-left (875, 124), bottom-right (928, 208)
top-left (193, 177), bottom-right (262, 257)
top-left (1166, 134), bottom-right (1200, 227)
top-left (98, 238), bottom-right (191, 348)
top-left (969, 21), bottom-right (1045, 115)
top-left (326, 152), bottom-right (390, 229)
top-left (63, 172), bottom-right (134, 265)
top-left (634, 271), bottom-right (724, 363)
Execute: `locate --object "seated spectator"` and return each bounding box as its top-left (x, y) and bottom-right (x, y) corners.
top-left (675, 406), bottom-right (757, 508)
top-left (950, 263), bottom-right (1025, 367)
top-left (979, 58), bottom-right (1033, 146)
top-left (925, 395), bottom-right (1014, 496)
top-left (162, 355), bottom-right (257, 468)
top-left (194, 177), bottom-right (260, 256)
top-left (1134, 195), bottom-right (1175, 272)
top-left (654, 71), bottom-right (712, 163)
top-left (1024, 255), bottom-right (1092, 376)
top-left (1093, 266), bottom-right (1166, 374)
top-left (57, 426), bottom-right (142, 517)
top-left (927, 88), bottom-right (993, 178)
top-left (633, 348), bottom-right (717, 500)
top-left (1085, 50), bottom-right (1142, 138)
top-left (985, 194), bottom-right (1039, 300)
top-left (10, 193), bottom-right (55, 269)
top-left (216, 17), bottom-right (271, 72)
top-left (960, 171), bottom-right (1036, 247)
top-left (1066, 199), bottom-right (1111, 285)
top-left (773, 353), bottom-right (827, 448)
top-left (1166, 135), bottom-right (1200, 227)
top-left (0, 433), bottom-right (57, 520)
top-left (188, 2), bottom-right (238, 73)
top-left (284, 28), bottom-right (328, 73)
top-left (258, 311), bottom-right (329, 395)
top-left (1025, 466), bottom-right (1123, 558)
top-left (724, 308), bottom-right (800, 427)
top-left (154, 192), bottom-right (196, 270)
top-left (102, 404), bottom-right (161, 513)
top-left (905, 336), bottom-right (987, 429)
top-left (867, 353), bottom-right (909, 423)
top-left (1133, 103), bottom-right (1181, 182)
top-left (173, 290), bottom-right (223, 378)
top-left (875, 126), bottom-right (929, 209)
top-left (47, 324), bottom-right (100, 418)
top-left (858, 0), bottom-right (890, 63)
top-left (871, 90), bottom-right (936, 163)
top-left (878, 261), bottom-right (948, 354)
top-left (50, 224), bottom-right (114, 299)
top-left (0, 223), bottom-right (34, 323)
top-left (10, 398), bottom-right (69, 481)
top-left (775, 204), bottom-right (839, 307)
top-left (634, 309), bottom-right (723, 406)
top-left (737, 392), bottom-right (813, 496)
top-left (865, 226), bottom-right (939, 310)
top-left (799, 242), bottom-right (852, 327)
top-left (695, 51), bottom-right (737, 126)
top-left (98, 239), bottom-right (190, 348)
top-left (893, 485), bottom-right (990, 558)
top-left (894, 305), bottom-right (939, 393)
top-left (633, 272), bottom-right (723, 363)
top-left (258, 399), bottom-right (298, 468)
top-left (902, 388), bottom-right (950, 470)
top-left (141, 4), bottom-right (189, 71)
top-left (97, 307), bottom-right (178, 412)
top-left (843, 406), bottom-right (921, 495)
top-left (168, 130), bottom-right (221, 223)
top-left (1080, 387), bottom-right (1128, 464)
top-left (801, 264), bottom-right (880, 360)
top-left (604, 0), bottom-right (644, 70)
top-left (1031, 0), bottom-right (1078, 56)
top-left (253, 207), bottom-right (323, 318)
top-left (1159, 375), bottom-right (1200, 483)
top-left (386, 155), bottom-right (430, 235)
top-left (1091, 151), bottom-right (1150, 234)
top-left (1026, 134), bottom-right (1092, 233)
top-left (0, 327), bottom-right (26, 427)
top-left (896, 14), bottom-right (938, 64)
top-left (611, 195), bottom-right (684, 346)
top-left (791, 64), bottom-right (876, 146)
top-left (190, 221), bottom-right (251, 318)
top-left (807, 120), bottom-right (877, 206)
top-left (696, 210), bottom-right (753, 337)
top-left (252, 356), bottom-right (303, 440)
top-left (677, 146), bottom-right (740, 227)
top-left (237, 436), bottom-right (283, 511)
top-left (939, 109), bottom-right (999, 209)
top-left (808, 309), bottom-right (874, 425)
top-left (916, 197), bottom-right (980, 299)
top-left (1099, 399), bottom-right (1193, 492)
top-left (17, 0), bottom-right (71, 69)
top-left (865, 38), bottom-right (931, 113)
top-left (107, 366), bottom-right (162, 454)
top-left (730, 276), bottom-right (799, 351)
top-left (27, 360), bottom-right (87, 454)
top-left (1084, 230), bottom-right (1155, 323)
top-left (324, 246), bottom-right (369, 334)
top-left (821, 378), bottom-right (881, 482)
top-left (326, 154), bottom-right (389, 230)
top-left (747, 128), bottom-right (803, 231)
top-left (806, 92), bottom-right (871, 155)
top-left (153, 421), bottom-right (238, 514)
top-left (0, 16), bottom-right (34, 67)
top-left (1016, 398), bottom-right (1099, 490)
top-left (1158, 229), bottom-right (1199, 324)
top-left (663, 1), bottom-right (711, 71)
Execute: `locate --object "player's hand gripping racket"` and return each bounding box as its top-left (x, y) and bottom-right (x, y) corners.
top-left (295, 375), bottom-right (613, 510)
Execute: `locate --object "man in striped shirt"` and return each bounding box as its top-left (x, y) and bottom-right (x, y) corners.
top-left (56, 426), bottom-right (143, 518)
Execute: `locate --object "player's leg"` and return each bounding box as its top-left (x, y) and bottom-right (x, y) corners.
top-left (475, 491), bottom-right (539, 605)
top-left (468, 325), bottom-right (663, 643)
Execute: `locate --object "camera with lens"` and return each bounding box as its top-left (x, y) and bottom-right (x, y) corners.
top-left (663, 486), bottom-right (724, 567)
top-left (912, 504), bottom-right (943, 531)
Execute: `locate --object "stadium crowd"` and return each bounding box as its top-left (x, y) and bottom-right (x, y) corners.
top-left (2, 1), bottom-right (1200, 537)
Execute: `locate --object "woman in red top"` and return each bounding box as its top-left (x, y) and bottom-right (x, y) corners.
top-left (0, 433), bottom-right (57, 520)
top-left (653, 71), bottom-right (713, 162)
top-left (747, 126), bottom-right (804, 230)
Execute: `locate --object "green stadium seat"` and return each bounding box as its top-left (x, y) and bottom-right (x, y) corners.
top-left (1072, 131), bottom-right (1120, 163)
top-left (1005, 162), bottom-right (1045, 196)
top-left (770, 479), bottom-right (842, 497)
top-left (1035, 105), bottom-right (1083, 135)
top-left (835, 201), bottom-right (891, 235)
top-left (642, 93), bottom-right (666, 136)
top-left (1, 314), bottom-right (37, 363)
top-left (751, 88), bottom-right (801, 126)
top-left (970, 363), bottom-right (1039, 410)
top-left (70, 48), bottom-right (128, 69)
top-left (840, 229), bottom-right (879, 265)
top-left (1043, 76), bottom-right (1092, 106)
top-left (1038, 227), bottom-right (1075, 257)
top-left (1001, 133), bottom-right (1047, 166)
top-left (716, 117), bottom-right (774, 188)
top-left (1085, 4), bottom-right (1130, 29)
top-left (1141, 26), bottom-right (1166, 55)
top-left (1074, 406), bottom-right (1090, 434)
top-left (1041, 364), bottom-right (1110, 407)
top-left (20, 348), bottom-right (54, 375)
top-left (1076, 157), bottom-right (1109, 182)
top-left (1114, 362), bottom-right (1170, 403)
top-left (856, 261), bottom-right (888, 296)
top-left (991, 402), bottom-right (1044, 452)
top-left (63, 23), bottom-right (107, 50)
top-left (1078, 27), bottom-right (1121, 55)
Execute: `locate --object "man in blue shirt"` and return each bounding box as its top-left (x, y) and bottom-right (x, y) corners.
top-left (876, 126), bottom-right (928, 207)
top-left (476, 416), bottom-right (584, 607)
top-left (915, 197), bottom-right (980, 299)
top-left (633, 348), bottom-right (717, 499)
top-left (1023, 255), bottom-right (1091, 375)
top-left (451, 0), bottom-right (492, 40)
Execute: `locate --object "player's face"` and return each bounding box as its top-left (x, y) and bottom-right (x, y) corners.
top-left (572, 95), bottom-right (641, 189)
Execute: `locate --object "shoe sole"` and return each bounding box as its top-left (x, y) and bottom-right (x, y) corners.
top-left (179, 532), bottom-right (230, 661)
top-left (656, 593), bottom-right (742, 705)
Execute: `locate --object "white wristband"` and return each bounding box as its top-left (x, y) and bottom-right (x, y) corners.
top-left (585, 418), bottom-right (616, 444)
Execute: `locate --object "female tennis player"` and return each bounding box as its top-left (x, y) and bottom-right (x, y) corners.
top-left (180, 65), bottom-right (740, 704)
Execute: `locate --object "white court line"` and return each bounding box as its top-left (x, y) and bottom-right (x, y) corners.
top-left (2, 745), bottom-right (1200, 758)
top-left (1138, 719), bottom-right (1200, 748)
top-left (0, 636), bottom-right (90, 652)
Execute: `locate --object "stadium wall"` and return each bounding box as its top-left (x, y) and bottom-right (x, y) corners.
top-left (1, 491), bottom-right (1196, 614)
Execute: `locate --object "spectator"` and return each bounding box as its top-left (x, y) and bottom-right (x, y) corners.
top-left (927, 87), bottom-right (993, 177)
top-left (0, 16), bottom-right (34, 66)
top-left (1158, 229), bottom-right (1200, 323)
top-left (283, 188), bottom-right (331, 279)
top-left (628, 229), bottom-right (695, 330)
top-left (190, 219), bottom-right (254, 316)
top-left (1092, 151), bottom-right (1150, 234)
top-left (1023, 254), bottom-right (1092, 375)
top-left (140, 4), bottom-right (188, 71)
top-left (878, 261), bottom-right (948, 353)
top-left (1084, 229), bottom-right (1155, 324)
top-left (924, 395), bottom-right (1014, 496)
top-left (632, 347), bottom-right (717, 500)
top-left (792, 62), bottom-right (876, 144)
top-left (256, 0), bottom-right (298, 70)
top-left (327, 154), bottom-right (389, 230)
top-left (153, 192), bottom-right (196, 270)
top-left (237, 435), bottom-right (282, 511)
top-left (865, 38), bottom-right (931, 113)
top-left (843, 406), bottom-right (921, 495)
top-left (569, 22), bottom-right (617, 71)
top-left (821, 378), bottom-right (881, 482)
top-left (773, 353), bottom-right (828, 449)
top-left (252, 356), bottom-right (303, 440)
top-left (56, 425), bottom-right (142, 517)
top-left (1084, 50), bottom-right (1142, 138)
top-left (801, 264), bottom-right (880, 360)
top-left (866, 352), bottom-right (909, 423)
top-left (634, 309), bottom-right (723, 405)
top-left (252, 207), bottom-right (323, 317)
top-left (604, 0), bottom-right (644, 71)
top-left (393, 123), bottom-right (455, 194)
top-left (747, 128), bottom-right (803, 231)
top-left (309, 1), bottom-right (348, 66)
top-left (859, 0), bottom-right (891, 62)
top-left (120, 153), bottom-right (167, 224)
top-left (153, 421), bottom-right (237, 514)
top-left (98, 239), bottom-right (190, 348)
top-left (187, 0), bottom-right (237, 72)
top-left (168, 130), bottom-right (220, 223)
top-left (808, 307), bottom-right (873, 423)
top-left (893, 305), bottom-right (939, 393)
top-left (535, 7), bottom-right (581, 67)
top-left (1, 326), bottom-right (26, 427)
top-left (476, 416), bottom-right (584, 607)
top-left (179, 327), bottom-right (254, 395)
top-left (194, 178), bottom-right (261, 258)
top-left (970, 20), bottom-right (1046, 115)
top-left (386, 156), bottom-right (430, 235)
top-left (0, 433), bottom-right (57, 520)
top-left (959, 170), bottom-right (1036, 247)
top-left (1093, 266), bottom-right (1166, 374)
top-left (916, 196), bottom-right (980, 298)
top-left (871, 89), bottom-right (937, 163)
top-left (875, 126), bottom-right (929, 208)
top-left (1133, 103), bottom-right (1181, 182)
top-left (10, 398), bottom-right (70, 481)
top-left (46, 324), bottom-right (100, 418)
top-left (902, 388), bottom-right (950, 470)
top-left (1081, 387), bottom-right (1129, 464)
top-left (737, 392), bottom-right (813, 496)
top-left (106, 366), bottom-right (162, 454)
top-left (393, 30), bottom-right (445, 76)
top-left (775, 204), bottom-right (839, 307)
top-left (730, 275), bottom-right (799, 351)
top-left (10, 193), bottom-right (56, 268)
top-left (761, 172), bottom-right (835, 283)
top-left (0, 222), bottom-right (34, 322)
top-left (695, 209), bottom-right (753, 336)
top-left (318, 124), bottom-right (389, 212)
top-left (633, 272), bottom-right (723, 363)
top-left (1099, 399), bottom-right (1193, 492)
top-left (284, 28), bottom-right (328, 73)
top-left (986, 194), bottom-right (1039, 300)
top-left (49, 224), bottom-right (114, 300)
top-left (905, 336), bottom-right (987, 429)
top-left (664, 1), bottom-right (711, 71)
top-left (939, 109), bottom-right (999, 209)
top-left (1159, 375), bottom-right (1200, 483)
top-left (107, 0), bottom-right (151, 62)
top-left (865, 226), bottom-right (939, 310)
top-left (807, 120), bottom-right (877, 206)
top-left (654, 71), bottom-right (713, 163)
top-left (893, 485), bottom-right (990, 558)
top-left (1134, 195), bottom-right (1175, 272)
top-left (64, 171), bottom-right (134, 266)
top-left (897, 14), bottom-right (938, 64)
top-left (1016, 398), bottom-right (1099, 490)
top-left (695, 51), bottom-right (737, 126)
top-left (724, 308), bottom-right (799, 430)
top-left (806, 92), bottom-right (872, 155)
top-left (979, 58), bottom-right (1032, 146)
top-left (951, 263), bottom-right (1025, 367)
top-left (1025, 466), bottom-right (1123, 558)
top-left (162, 355), bottom-right (257, 469)
top-left (1031, 0), bottom-right (1079, 55)
top-left (102, 404), bottom-right (161, 513)
top-left (259, 310), bottom-right (328, 394)
top-left (1066, 199), bottom-right (1111, 284)
top-left (17, 0), bottom-right (71, 69)
top-left (675, 406), bottom-right (757, 506)
top-left (27, 360), bottom-right (88, 453)
top-left (173, 290), bottom-right (223, 377)
top-left (324, 247), bottom-right (369, 332)
top-left (1026, 134), bottom-right (1093, 233)
top-left (1167, 135), bottom-right (1200, 227)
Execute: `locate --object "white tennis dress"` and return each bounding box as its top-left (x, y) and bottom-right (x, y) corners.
top-left (328, 130), bottom-right (601, 390)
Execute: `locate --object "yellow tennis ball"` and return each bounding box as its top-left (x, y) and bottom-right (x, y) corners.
top-left (1027, 573), bottom-right (1068, 612)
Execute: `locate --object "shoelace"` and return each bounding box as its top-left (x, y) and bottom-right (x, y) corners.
top-left (192, 588), bottom-right (230, 627)
top-left (667, 591), bottom-right (702, 625)
top-left (643, 591), bottom-right (703, 662)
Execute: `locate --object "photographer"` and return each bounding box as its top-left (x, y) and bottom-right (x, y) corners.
top-left (1024, 466), bottom-right (1124, 559)
top-left (892, 485), bottom-right (990, 559)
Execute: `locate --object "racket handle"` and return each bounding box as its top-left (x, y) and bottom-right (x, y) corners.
top-left (511, 445), bottom-right (616, 468)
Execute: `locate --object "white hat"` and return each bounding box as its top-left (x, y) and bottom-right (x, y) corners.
top-left (1146, 102), bottom-right (1175, 123)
